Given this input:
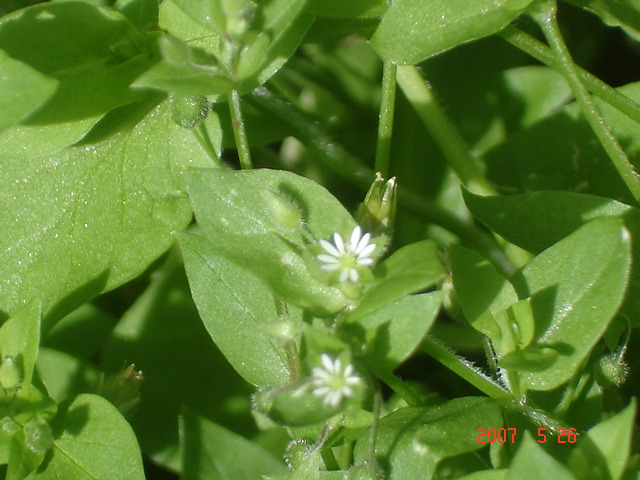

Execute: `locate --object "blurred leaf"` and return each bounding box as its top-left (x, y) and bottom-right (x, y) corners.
top-left (514, 218), bottom-right (631, 391)
top-left (568, 399), bottom-right (636, 480)
top-left (180, 409), bottom-right (286, 480)
top-left (36, 348), bottom-right (101, 403)
top-left (459, 470), bottom-right (508, 480)
top-left (114, 0), bottom-right (158, 32)
top-left (100, 254), bottom-right (254, 470)
top-left (348, 292), bottom-right (442, 370)
top-left (565, 0), bottom-right (640, 40)
top-left (371, 0), bottom-right (534, 64)
top-left (0, 98), bottom-right (215, 322)
top-left (306, 0), bottom-right (386, 18)
top-left (347, 240), bottom-right (445, 321)
top-left (504, 434), bottom-right (576, 480)
top-left (353, 397), bottom-right (502, 480)
top-left (0, 50), bottom-right (57, 133)
top-left (179, 233), bottom-right (292, 387)
top-left (464, 190), bottom-right (640, 325)
top-left (30, 394), bottom-right (145, 480)
top-left (187, 168), bottom-right (353, 316)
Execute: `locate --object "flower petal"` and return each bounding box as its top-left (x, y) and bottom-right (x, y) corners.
top-left (350, 226), bottom-right (363, 251)
top-left (319, 239), bottom-right (341, 257)
top-left (333, 233), bottom-right (346, 254)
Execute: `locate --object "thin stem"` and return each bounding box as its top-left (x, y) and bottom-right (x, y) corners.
top-left (274, 297), bottom-right (300, 380)
top-left (499, 25), bottom-right (640, 126)
top-left (396, 65), bottom-right (496, 196)
top-left (247, 87), bottom-right (515, 277)
top-left (421, 335), bottom-right (514, 401)
top-left (375, 61), bottom-right (397, 177)
top-left (533, 1), bottom-right (640, 203)
top-left (369, 381), bottom-right (383, 461)
top-left (229, 89), bottom-right (253, 169)
top-left (373, 366), bottom-right (423, 406)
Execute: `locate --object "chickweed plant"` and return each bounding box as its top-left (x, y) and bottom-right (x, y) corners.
top-left (1, 0), bottom-right (640, 478)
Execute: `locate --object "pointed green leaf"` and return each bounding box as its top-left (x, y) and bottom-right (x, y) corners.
top-left (179, 233), bottom-right (291, 387)
top-left (29, 394), bottom-right (145, 480)
top-left (0, 301), bottom-right (41, 388)
top-left (515, 218), bottom-right (631, 390)
top-left (505, 434), bottom-right (576, 480)
top-left (371, 0), bottom-right (534, 64)
top-left (306, 0), bottom-right (386, 17)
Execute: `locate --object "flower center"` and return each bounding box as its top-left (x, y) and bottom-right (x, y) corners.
top-left (338, 253), bottom-right (358, 270)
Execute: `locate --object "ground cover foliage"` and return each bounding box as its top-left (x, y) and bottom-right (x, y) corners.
top-left (1, 0), bottom-right (640, 478)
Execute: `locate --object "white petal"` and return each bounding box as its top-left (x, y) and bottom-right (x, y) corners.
top-left (342, 386), bottom-right (353, 397)
top-left (348, 268), bottom-right (359, 282)
top-left (333, 233), bottom-right (346, 254)
top-left (320, 263), bottom-right (339, 271)
top-left (350, 226), bottom-right (362, 251)
top-left (317, 254), bottom-right (339, 264)
top-left (343, 364), bottom-right (354, 377)
top-left (333, 358), bottom-right (342, 374)
top-left (313, 386), bottom-right (331, 397)
top-left (357, 257), bottom-right (374, 266)
top-left (346, 376), bottom-right (361, 386)
top-left (354, 232), bottom-right (371, 254)
top-left (321, 354), bottom-right (334, 371)
top-left (319, 239), bottom-right (340, 257)
top-left (338, 269), bottom-right (349, 282)
top-left (358, 242), bottom-right (376, 258)
top-left (326, 391), bottom-right (341, 407)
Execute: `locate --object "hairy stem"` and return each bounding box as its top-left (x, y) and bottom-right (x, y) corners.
top-left (396, 65), bottom-right (495, 196)
top-left (533, 0), bottom-right (640, 203)
top-left (375, 61), bottom-right (397, 177)
top-left (229, 89), bottom-right (253, 169)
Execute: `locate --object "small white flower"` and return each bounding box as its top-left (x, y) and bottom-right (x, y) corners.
top-left (316, 226), bottom-right (376, 282)
top-left (311, 354), bottom-right (362, 408)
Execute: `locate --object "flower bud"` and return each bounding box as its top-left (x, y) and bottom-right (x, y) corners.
top-left (0, 356), bottom-right (22, 391)
top-left (356, 173), bottom-right (396, 235)
top-left (261, 189), bottom-right (302, 229)
top-left (347, 461), bottom-right (385, 480)
top-left (98, 364), bottom-right (143, 417)
top-left (284, 438), bottom-right (313, 470)
top-left (596, 352), bottom-right (629, 387)
top-left (24, 420), bottom-right (53, 454)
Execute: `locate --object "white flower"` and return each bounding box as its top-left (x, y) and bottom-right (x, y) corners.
top-left (316, 226), bottom-right (376, 282)
top-left (311, 354), bottom-right (362, 408)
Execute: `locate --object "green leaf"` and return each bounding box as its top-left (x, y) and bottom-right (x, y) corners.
top-left (114, 0), bottom-right (158, 32)
top-left (100, 253), bottom-right (255, 470)
top-left (0, 301), bottom-right (41, 388)
top-left (29, 394), bottom-right (145, 480)
top-left (371, 0), bottom-right (534, 64)
top-left (0, 98), bottom-right (215, 322)
top-left (36, 348), bottom-right (101, 404)
top-left (0, 2), bottom-right (150, 125)
top-left (171, 0), bottom-right (226, 33)
top-left (450, 244), bottom-right (519, 344)
top-left (306, 0), bottom-right (386, 17)
top-left (187, 168), bottom-right (353, 316)
top-left (458, 470), bottom-right (508, 480)
top-left (348, 292), bottom-right (442, 370)
top-left (0, 50), bottom-right (57, 133)
top-left (568, 399), bottom-right (636, 480)
top-left (463, 190), bottom-right (640, 325)
top-left (180, 409), bottom-right (287, 480)
top-left (347, 240), bottom-right (445, 321)
top-left (354, 397), bottom-right (502, 480)
top-left (565, 0), bottom-right (640, 40)
top-left (514, 218), bottom-right (631, 391)
top-left (504, 434), bottom-right (576, 480)
top-left (179, 233), bottom-right (292, 387)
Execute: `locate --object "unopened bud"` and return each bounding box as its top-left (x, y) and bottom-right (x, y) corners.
top-left (262, 189), bottom-right (302, 229)
top-left (347, 461), bottom-right (385, 480)
top-left (596, 352), bottom-right (629, 387)
top-left (98, 364), bottom-right (143, 417)
top-left (356, 173), bottom-right (396, 235)
top-left (0, 356), bottom-right (22, 391)
top-left (24, 420), bottom-right (53, 454)
top-left (284, 438), bottom-right (313, 470)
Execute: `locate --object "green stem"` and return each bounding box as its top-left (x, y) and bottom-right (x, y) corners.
top-left (533, 1), bottom-right (640, 203)
top-left (373, 366), bottom-right (423, 406)
top-left (229, 89), bottom-right (253, 169)
top-left (248, 87), bottom-right (515, 277)
top-left (421, 335), bottom-right (514, 401)
top-left (396, 65), bottom-right (495, 196)
top-left (499, 25), bottom-right (640, 126)
top-left (375, 61), bottom-right (397, 177)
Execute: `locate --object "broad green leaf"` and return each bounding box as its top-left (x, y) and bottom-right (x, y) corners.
top-left (187, 168), bottom-right (353, 316)
top-left (565, 0), bottom-right (640, 40)
top-left (180, 409), bottom-right (287, 480)
top-left (0, 98), bottom-right (215, 322)
top-left (0, 301), bottom-right (41, 387)
top-left (568, 399), bottom-right (636, 480)
top-left (348, 292), bottom-right (442, 370)
top-left (179, 233), bottom-right (292, 387)
top-left (29, 394), bottom-right (145, 480)
top-left (463, 190), bottom-right (640, 325)
top-left (514, 218), bottom-right (631, 391)
top-left (504, 435), bottom-right (576, 480)
top-left (100, 253), bottom-right (254, 470)
top-left (354, 397), bottom-right (502, 480)
top-left (459, 471), bottom-right (508, 480)
top-left (347, 240), bottom-right (445, 321)
top-left (159, 0), bottom-right (223, 56)
top-left (0, 51), bottom-right (57, 133)
top-left (371, 0), bottom-right (534, 64)
top-left (306, 0), bottom-right (386, 17)
top-left (114, 0), bottom-right (158, 32)
top-left (171, 0), bottom-right (226, 33)
top-left (0, 2), bottom-right (150, 125)
top-left (36, 348), bottom-right (100, 403)
top-left (450, 244), bottom-right (519, 344)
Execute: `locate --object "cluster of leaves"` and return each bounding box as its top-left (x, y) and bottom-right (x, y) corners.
top-left (1, 0), bottom-right (640, 479)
